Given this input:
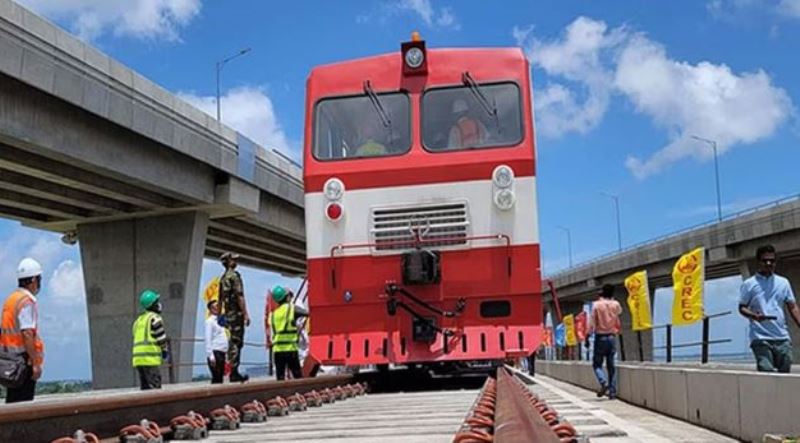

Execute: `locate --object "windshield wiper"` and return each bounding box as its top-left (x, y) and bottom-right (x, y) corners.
top-left (462, 72), bottom-right (497, 118)
top-left (363, 80), bottom-right (392, 128)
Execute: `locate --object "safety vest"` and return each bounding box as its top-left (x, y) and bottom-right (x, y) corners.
top-left (132, 312), bottom-right (162, 367)
top-left (270, 304), bottom-right (298, 353)
top-left (0, 289), bottom-right (44, 366)
top-left (456, 117), bottom-right (484, 146)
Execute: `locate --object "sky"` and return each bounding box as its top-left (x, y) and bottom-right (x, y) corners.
top-left (2, 0), bottom-right (799, 380)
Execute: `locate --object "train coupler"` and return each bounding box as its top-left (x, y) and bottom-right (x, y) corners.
top-left (209, 405), bottom-right (241, 431)
top-left (169, 411), bottom-right (208, 440)
top-left (119, 419), bottom-right (163, 443)
top-left (240, 400), bottom-right (268, 423)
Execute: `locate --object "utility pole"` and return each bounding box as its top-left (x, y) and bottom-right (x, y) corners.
top-left (216, 48), bottom-right (252, 122)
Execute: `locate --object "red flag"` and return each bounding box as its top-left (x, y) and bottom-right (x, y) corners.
top-left (575, 312), bottom-right (588, 342)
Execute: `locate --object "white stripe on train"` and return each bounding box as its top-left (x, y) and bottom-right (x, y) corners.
top-left (305, 176), bottom-right (539, 259)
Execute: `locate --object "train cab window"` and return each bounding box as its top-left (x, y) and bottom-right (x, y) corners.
top-left (313, 92), bottom-right (411, 160)
top-left (422, 82), bottom-right (522, 152)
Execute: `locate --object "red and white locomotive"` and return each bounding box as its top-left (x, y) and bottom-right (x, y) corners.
top-left (303, 35), bottom-right (542, 373)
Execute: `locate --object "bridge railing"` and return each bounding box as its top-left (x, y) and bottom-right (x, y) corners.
top-left (546, 193), bottom-right (800, 279)
top-left (643, 310), bottom-right (732, 363)
top-left (546, 311), bottom-right (733, 365)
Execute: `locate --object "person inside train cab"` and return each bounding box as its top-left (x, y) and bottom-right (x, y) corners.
top-left (354, 122), bottom-right (388, 157)
top-left (447, 98), bottom-right (487, 149)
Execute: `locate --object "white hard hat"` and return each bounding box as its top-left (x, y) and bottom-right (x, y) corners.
top-left (17, 258), bottom-right (43, 279)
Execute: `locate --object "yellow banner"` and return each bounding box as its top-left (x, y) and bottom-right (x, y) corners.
top-left (563, 314), bottom-right (577, 346)
top-left (203, 277), bottom-right (220, 317)
top-left (671, 247), bottom-right (705, 326)
top-left (625, 270), bottom-right (652, 331)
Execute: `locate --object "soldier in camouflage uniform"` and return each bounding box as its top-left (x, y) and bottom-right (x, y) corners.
top-left (219, 252), bottom-right (251, 382)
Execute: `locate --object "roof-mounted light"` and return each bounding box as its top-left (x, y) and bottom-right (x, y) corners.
top-left (401, 32), bottom-right (427, 76)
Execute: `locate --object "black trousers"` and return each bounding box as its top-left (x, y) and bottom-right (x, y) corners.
top-left (137, 366), bottom-right (162, 390)
top-left (208, 350), bottom-right (226, 384)
top-left (274, 351), bottom-right (302, 381)
top-left (5, 365), bottom-right (36, 403)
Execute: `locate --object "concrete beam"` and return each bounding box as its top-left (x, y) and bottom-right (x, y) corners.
top-left (0, 143), bottom-right (181, 209)
top-left (78, 212), bottom-right (208, 389)
top-left (0, 167), bottom-right (136, 213)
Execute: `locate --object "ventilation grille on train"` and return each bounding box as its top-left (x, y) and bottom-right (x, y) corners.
top-left (370, 201), bottom-right (470, 252)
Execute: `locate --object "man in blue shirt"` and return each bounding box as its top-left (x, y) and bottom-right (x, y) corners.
top-left (739, 244), bottom-right (800, 372)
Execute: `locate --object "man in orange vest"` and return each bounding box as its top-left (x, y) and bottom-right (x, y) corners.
top-left (448, 98), bottom-right (487, 148)
top-left (1, 258), bottom-right (45, 403)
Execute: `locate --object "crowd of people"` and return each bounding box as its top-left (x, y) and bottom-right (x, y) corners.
top-left (1, 251), bottom-right (306, 403)
top-left (2, 243), bottom-right (797, 404)
top-left (586, 243), bottom-right (799, 400)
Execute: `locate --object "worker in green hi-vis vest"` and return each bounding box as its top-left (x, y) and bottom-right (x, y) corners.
top-left (268, 286), bottom-right (308, 381)
top-left (132, 289), bottom-right (169, 390)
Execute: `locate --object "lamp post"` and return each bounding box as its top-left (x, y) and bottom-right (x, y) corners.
top-left (216, 48), bottom-right (252, 122)
top-left (691, 135), bottom-right (722, 222)
top-left (556, 226), bottom-right (573, 268)
top-left (601, 192), bottom-right (622, 252)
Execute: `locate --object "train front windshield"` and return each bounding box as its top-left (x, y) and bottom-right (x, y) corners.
top-left (422, 82), bottom-right (523, 151)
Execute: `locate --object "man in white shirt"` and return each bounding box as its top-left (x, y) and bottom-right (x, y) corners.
top-left (205, 300), bottom-right (228, 384)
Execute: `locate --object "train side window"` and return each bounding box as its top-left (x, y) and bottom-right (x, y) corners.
top-left (480, 300), bottom-right (511, 318)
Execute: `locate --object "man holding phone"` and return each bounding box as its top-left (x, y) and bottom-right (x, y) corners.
top-left (739, 244), bottom-right (800, 372)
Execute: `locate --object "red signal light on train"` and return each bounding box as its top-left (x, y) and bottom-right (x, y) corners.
top-left (326, 202), bottom-right (343, 221)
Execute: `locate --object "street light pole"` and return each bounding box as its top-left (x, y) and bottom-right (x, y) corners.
top-left (215, 48), bottom-right (252, 122)
top-left (601, 192), bottom-right (622, 252)
top-left (691, 135), bottom-right (722, 222)
top-left (556, 226), bottom-right (573, 268)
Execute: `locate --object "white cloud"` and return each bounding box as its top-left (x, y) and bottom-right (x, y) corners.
top-left (778, 0), bottom-right (800, 17)
top-left (399, 0), bottom-right (434, 25)
top-left (17, 0), bottom-right (201, 42)
top-left (436, 7), bottom-right (459, 29)
top-left (619, 35), bottom-right (792, 178)
top-left (359, 1), bottom-right (459, 30)
top-left (707, 0), bottom-right (800, 21)
top-left (178, 86), bottom-right (293, 157)
top-left (515, 17), bottom-right (625, 138)
top-left (49, 260), bottom-right (85, 304)
top-left (515, 16), bottom-right (793, 178)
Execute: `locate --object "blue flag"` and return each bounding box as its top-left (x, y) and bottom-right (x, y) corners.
top-left (555, 323), bottom-right (566, 347)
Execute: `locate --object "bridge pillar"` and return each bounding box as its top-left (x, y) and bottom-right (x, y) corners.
top-left (78, 212), bottom-right (208, 389)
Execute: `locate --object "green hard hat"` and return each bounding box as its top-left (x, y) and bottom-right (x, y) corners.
top-left (271, 285), bottom-right (289, 303)
top-left (139, 289), bottom-right (160, 309)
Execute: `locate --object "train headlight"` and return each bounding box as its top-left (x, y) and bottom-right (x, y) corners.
top-left (324, 178), bottom-right (344, 201)
top-left (492, 165), bottom-right (514, 189)
top-left (405, 47), bottom-right (425, 69)
top-left (494, 189), bottom-right (516, 211)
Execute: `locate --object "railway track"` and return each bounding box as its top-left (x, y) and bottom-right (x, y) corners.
top-left (1, 368), bottom-right (582, 443)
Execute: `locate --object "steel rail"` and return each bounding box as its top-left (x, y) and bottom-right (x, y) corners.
top-left (494, 368), bottom-right (561, 443)
top-left (0, 375), bottom-right (353, 443)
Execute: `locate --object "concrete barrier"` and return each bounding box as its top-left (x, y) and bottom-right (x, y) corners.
top-left (535, 360), bottom-right (800, 442)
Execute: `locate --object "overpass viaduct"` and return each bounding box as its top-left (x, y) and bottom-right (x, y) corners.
top-left (0, 1), bottom-right (305, 388)
top-left (545, 196), bottom-right (800, 361)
